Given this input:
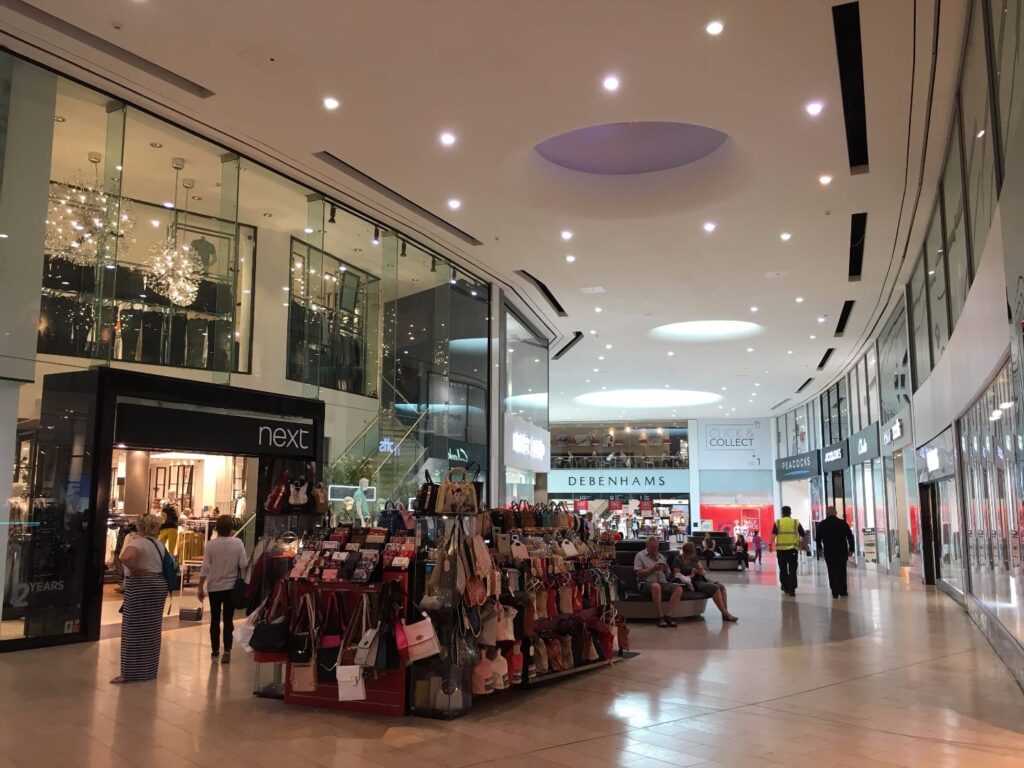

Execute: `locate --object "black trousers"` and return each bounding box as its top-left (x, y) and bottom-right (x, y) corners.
top-left (209, 589), bottom-right (235, 653)
top-left (825, 555), bottom-right (848, 597)
top-left (777, 550), bottom-right (799, 593)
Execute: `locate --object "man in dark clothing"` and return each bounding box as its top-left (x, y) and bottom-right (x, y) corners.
top-left (815, 506), bottom-right (855, 598)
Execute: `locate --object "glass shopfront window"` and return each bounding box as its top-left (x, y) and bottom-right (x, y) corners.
top-left (959, 363), bottom-right (1023, 644)
top-left (866, 345), bottom-right (880, 426)
top-left (878, 300), bottom-right (911, 424)
top-left (943, 108), bottom-right (972, 326)
top-left (990, 0), bottom-right (1024, 155)
top-left (505, 309), bottom-right (549, 431)
top-left (960, 0), bottom-right (999, 260)
top-left (925, 205), bottom-right (951, 360)
top-left (909, 255), bottom-right (931, 387)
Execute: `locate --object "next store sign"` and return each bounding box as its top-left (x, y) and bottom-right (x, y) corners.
top-left (547, 469), bottom-right (690, 494)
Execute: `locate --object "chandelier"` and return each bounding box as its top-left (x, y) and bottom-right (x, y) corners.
top-left (45, 152), bottom-right (135, 266)
top-left (147, 159), bottom-right (204, 307)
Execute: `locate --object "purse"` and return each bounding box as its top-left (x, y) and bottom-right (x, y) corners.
top-left (546, 637), bottom-right (563, 672)
top-left (558, 584), bottom-right (574, 615)
top-left (510, 535), bottom-right (529, 562)
top-left (354, 597), bottom-right (381, 667)
top-left (249, 582), bottom-right (289, 653)
top-left (472, 655), bottom-right (494, 695)
top-left (264, 473), bottom-right (289, 515)
top-left (288, 592), bottom-right (317, 665)
top-left (403, 613), bottom-right (441, 662)
top-left (478, 602), bottom-right (499, 647)
top-left (336, 664), bottom-right (366, 702)
top-left (415, 470), bottom-right (439, 514)
top-left (290, 662), bottom-right (317, 693)
top-left (533, 637), bottom-right (548, 674)
top-left (435, 467), bottom-right (480, 516)
top-left (559, 636), bottom-right (574, 670)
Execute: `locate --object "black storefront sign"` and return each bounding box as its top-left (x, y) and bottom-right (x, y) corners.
top-left (115, 403), bottom-right (317, 457)
top-left (822, 439), bottom-right (850, 472)
top-left (775, 449), bottom-right (821, 481)
top-left (850, 424), bottom-right (880, 463)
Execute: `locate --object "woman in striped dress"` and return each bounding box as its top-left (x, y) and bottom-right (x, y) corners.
top-left (111, 514), bottom-right (168, 683)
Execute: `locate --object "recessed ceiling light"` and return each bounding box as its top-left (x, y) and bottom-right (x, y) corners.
top-left (602, 74), bottom-right (620, 92)
top-left (53, 115), bottom-right (65, 123)
top-left (977, 129), bottom-right (986, 139)
top-left (323, 96), bottom-right (340, 110)
top-left (605, 344), bottom-right (613, 349)
top-left (721, 386), bottom-right (727, 391)
top-left (162, 201), bottom-right (173, 209)
top-left (191, 195), bottom-right (201, 201)
top-left (928, 269), bottom-right (935, 275)
top-left (262, 212), bottom-right (273, 218)
top-left (565, 254), bottom-right (576, 263)
top-left (703, 221), bottom-right (717, 233)
top-left (150, 219), bottom-right (159, 227)
top-left (440, 131), bottom-right (457, 146)
top-left (447, 198), bottom-right (461, 210)
top-left (149, 142), bottom-right (162, 148)
top-left (817, 315), bottom-right (827, 323)
top-left (594, 306), bottom-right (602, 313)
top-left (810, 334), bottom-right (817, 340)
top-left (576, 388), bottom-right (722, 409)
top-left (749, 399), bottom-right (754, 403)
top-left (667, 351), bottom-right (675, 356)
top-left (116, 165), bottom-right (123, 171)
top-left (750, 306), bottom-right (758, 313)
top-left (589, 329), bottom-right (597, 335)
top-left (754, 383), bottom-right (760, 387)
top-left (718, 405), bottom-right (724, 410)
top-left (593, 368), bottom-right (599, 373)
top-left (795, 296), bottom-right (804, 303)
top-left (652, 320), bottom-right (761, 342)
top-left (819, 174), bottom-right (833, 185)
top-left (705, 20), bottom-right (724, 35)
top-left (561, 230), bottom-right (573, 241)
top-left (746, 347), bottom-right (754, 353)
top-left (805, 101), bottom-right (824, 117)
top-left (304, 227), bottom-right (314, 234)
top-left (598, 356), bottom-right (605, 361)
top-left (787, 350), bottom-right (794, 355)
top-left (780, 232), bottom-right (792, 241)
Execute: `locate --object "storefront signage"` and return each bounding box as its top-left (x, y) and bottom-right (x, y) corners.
top-left (881, 413), bottom-right (911, 453)
top-left (850, 424), bottom-right (880, 463)
top-left (698, 419), bottom-right (772, 469)
top-left (775, 450), bottom-right (821, 481)
top-left (822, 439), bottom-right (850, 472)
top-left (447, 447), bottom-right (468, 463)
top-left (916, 427), bottom-right (956, 482)
top-left (115, 403), bottom-right (318, 458)
top-left (547, 468), bottom-right (690, 494)
top-left (502, 413), bottom-right (550, 474)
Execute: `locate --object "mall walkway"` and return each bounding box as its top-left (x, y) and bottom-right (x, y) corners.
top-left (0, 561), bottom-right (1021, 768)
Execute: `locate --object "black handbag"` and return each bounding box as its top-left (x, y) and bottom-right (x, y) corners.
top-left (464, 462), bottom-right (485, 508)
top-left (287, 592), bottom-right (317, 664)
top-left (249, 582), bottom-right (290, 653)
top-left (317, 591), bottom-right (345, 682)
top-left (415, 470), bottom-right (439, 514)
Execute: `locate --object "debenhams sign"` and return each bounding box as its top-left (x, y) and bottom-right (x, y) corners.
top-left (548, 469), bottom-right (689, 494)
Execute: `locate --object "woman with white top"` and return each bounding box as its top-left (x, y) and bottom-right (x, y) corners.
top-left (197, 515), bottom-right (249, 663)
top-left (112, 514), bottom-right (168, 684)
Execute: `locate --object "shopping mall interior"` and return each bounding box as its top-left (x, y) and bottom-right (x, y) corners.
top-left (0, 1), bottom-right (1023, 766)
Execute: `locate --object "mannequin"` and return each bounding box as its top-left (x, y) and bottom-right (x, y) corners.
top-left (353, 478), bottom-right (370, 527)
top-left (341, 497), bottom-right (355, 525)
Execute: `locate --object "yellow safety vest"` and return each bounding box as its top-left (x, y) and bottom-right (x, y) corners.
top-left (775, 517), bottom-right (802, 551)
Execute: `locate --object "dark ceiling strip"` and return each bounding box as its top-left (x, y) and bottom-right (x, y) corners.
top-left (0, 0), bottom-right (215, 98)
top-left (514, 269), bottom-right (568, 318)
top-left (848, 212), bottom-right (867, 281)
top-left (553, 331), bottom-right (584, 360)
top-left (817, 348), bottom-right (836, 370)
top-left (771, 397), bottom-right (793, 410)
top-left (314, 151), bottom-right (483, 246)
top-left (795, 378), bottom-right (815, 394)
top-left (832, 2), bottom-right (870, 172)
top-left (834, 300), bottom-right (856, 336)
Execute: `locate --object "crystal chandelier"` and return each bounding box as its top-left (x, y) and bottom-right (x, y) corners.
top-left (45, 152), bottom-right (135, 266)
top-left (147, 159), bottom-right (204, 307)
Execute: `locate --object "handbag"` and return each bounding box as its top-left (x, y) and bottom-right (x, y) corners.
top-left (290, 662), bottom-right (317, 693)
top-left (403, 613), bottom-right (441, 662)
top-left (559, 636), bottom-right (574, 670)
top-left (336, 665), bottom-right (366, 702)
top-left (533, 637), bottom-right (549, 674)
top-left (312, 483), bottom-right (329, 515)
top-left (249, 582), bottom-right (290, 653)
top-left (415, 470), bottom-right (439, 514)
top-left (546, 637), bottom-right (563, 672)
top-left (353, 597), bottom-right (381, 667)
top-left (558, 584), bottom-right (574, 615)
top-left (562, 540), bottom-right (579, 558)
top-left (472, 655), bottom-right (494, 695)
top-left (435, 467), bottom-right (479, 516)
top-left (288, 592), bottom-right (317, 665)
top-left (496, 604), bottom-right (516, 642)
top-left (510, 535), bottom-right (529, 562)
top-left (264, 473), bottom-right (289, 514)
top-left (477, 602), bottom-right (499, 647)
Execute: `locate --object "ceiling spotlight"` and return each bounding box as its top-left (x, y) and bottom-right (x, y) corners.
top-left (54, 115), bottom-right (65, 123)
top-left (817, 315), bottom-right (827, 323)
top-left (589, 329), bottom-right (597, 335)
top-left (749, 399), bottom-right (754, 404)
top-left (439, 131), bottom-right (457, 146)
top-left (746, 347), bottom-right (754, 353)
top-left (706, 20), bottom-right (724, 35)
top-left (780, 232), bottom-right (792, 241)
top-left (605, 344), bottom-right (613, 349)
top-left (323, 96), bottom-right (340, 110)
top-left (162, 201), bottom-right (173, 209)
top-left (977, 129), bottom-right (986, 139)
top-left (703, 221), bottom-right (717, 233)
top-left (750, 306), bottom-right (758, 313)
top-left (795, 296), bottom-right (804, 303)
top-left (819, 174), bottom-right (833, 185)
top-left (805, 101), bottom-right (824, 117)
top-left (150, 142), bottom-right (163, 148)
top-left (787, 350), bottom-right (794, 355)
top-left (667, 351), bottom-right (675, 357)
top-left (602, 74), bottom-right (620, 92)
top-left (598, 355), bottom-right (605, 361)
top-left (593, 368), bottom-right (599, 373)
top-left (447, 198), bottom-right (461, 210)
top-left (754, 382), bottom-right (760, 387)
top-left (565, 254), bottom-right (576, 263)
top-left (372, 226), bottom-right (380, 245)
top-left (561, 230), bottom-right (573, 242)
top-left (304, 227), bottom-right (314, 234)
top-left (594, 306), bottom-right (602, 313)
top-left (150, 219), bottom-right (160, 228)
top-left (810, 334), bottom-right (817, 340)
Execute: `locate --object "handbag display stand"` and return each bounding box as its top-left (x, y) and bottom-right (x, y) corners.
top-left (283, 571), bottom-right (410, 717)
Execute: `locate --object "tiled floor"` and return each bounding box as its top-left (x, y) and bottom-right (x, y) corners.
top-left (1, 558), bottom-right (1022, 768)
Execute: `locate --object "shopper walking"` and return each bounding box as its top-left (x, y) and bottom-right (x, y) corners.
top-left (751, 530), bottom-right (763, 566)
top-left (815, 506), bottom-right (855, 598)
top-left (111, 514), bottom-right (168, 684)
top-left (770, 506), bottom-right (807, 596)
top-left (197, 515), bottom-right (249, 663)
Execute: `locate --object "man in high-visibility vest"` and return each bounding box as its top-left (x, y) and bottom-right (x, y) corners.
top-left (770, 505), bottom-right (808, 596)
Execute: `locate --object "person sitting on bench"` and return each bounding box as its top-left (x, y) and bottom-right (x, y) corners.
top-left (633, 536), bottom-right (683, 628)
top-left (674, 543), bottom-right (739, 623)
top-left (700, 534), bottom-right (719, 567)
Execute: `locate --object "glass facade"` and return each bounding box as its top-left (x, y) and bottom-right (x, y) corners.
top-left (505, 309), bottom-right (549, 431)
top-left (878, 300), bottom-right (911, 423)
top-left (909, 256), bottom-right (931, 387)
top-left (925, 205), bottom-right (951, 362)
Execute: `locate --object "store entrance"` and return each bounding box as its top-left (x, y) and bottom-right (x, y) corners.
top-left (102, 448), bottom-right (251, 632)
top-left (919, 478), bottom-right (965, 596)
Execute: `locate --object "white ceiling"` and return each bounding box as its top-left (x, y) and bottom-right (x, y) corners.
top-left (2, 0), bottom-right (969, 422)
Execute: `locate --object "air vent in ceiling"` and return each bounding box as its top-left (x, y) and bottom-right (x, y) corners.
top-left (832, 2), bottom-right (870, 172)
top-left (834, 300), bottom-right (855, 336)
top-left (848, 212), bottom-right (867, 281)
top-left (515, 269), bottom-right (568, 317)
top-left (314, 151), bottom-right (483, 246)
top-left (817, 348), bottom-right (836, 370)
top-left (4, 0), bottom-right (215, 98)
top-left (771, 398), bottom-right (793, 410)
top-left (553, 331), bottom-right (584, 360)
top-left (795, 378), bottom-right (815, 394)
